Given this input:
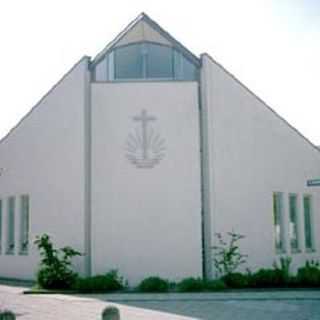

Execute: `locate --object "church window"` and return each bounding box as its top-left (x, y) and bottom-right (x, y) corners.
top-left (114, 44), bottom-right (144, 79)
top-left (289, 194), bottom-right (300, 252)
top-left (273, 192), bottom-right (285, 253)
top-left (98, 42), bottom-right (198, 81)
top-left (19, 195), bottom-right (29, 255)
top-left (6, 196), bottom-right (15, 255)
top-left (303, 195), bottom-right (314, 252)
top-left (146, 44), bottom-right (173, 78)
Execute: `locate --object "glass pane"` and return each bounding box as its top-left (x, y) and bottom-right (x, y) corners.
top-left (7, 196), bottom-right (15, 254)
top-left (147, 44), bottom-right (173, 78)
top-left (94, 58), bottom-right (108, 81)
top-left (173, 50), bottom-right (182, 79)
top-left (20, 195), bottom-right (29, 254)
top-left (289, 194), bottom-right (299, 250)
top-left (173, 50), bottom-right (198, 80)
top-left (273, 193), bottom-right (284, 252)
top-left (114, 44), bottom-right (143, 79)
top-left (304, 196), bottom-right (313, 250)
top-left (182, 55), bottom-right (198, 80)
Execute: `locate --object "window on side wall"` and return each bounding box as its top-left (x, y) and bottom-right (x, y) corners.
top-left (6, 196), bottom-right (15, 255)
top-left (273, 192), bottom-right (285, 253)
top-left (289, 194), bottom-right (300, 252)
top-left (303, 195), bottom-right (315, 252)
top-left (19, 195), bottom-right (30, 255)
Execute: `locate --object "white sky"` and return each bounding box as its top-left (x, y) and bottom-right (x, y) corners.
top-left (0, 0), bottom-right (319, 143)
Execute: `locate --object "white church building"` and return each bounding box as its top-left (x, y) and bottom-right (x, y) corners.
top-left (0, 13), bottom-right (319, 284)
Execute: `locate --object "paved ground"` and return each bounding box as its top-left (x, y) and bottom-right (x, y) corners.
top-left (94, 291), bottom-right (320, 320)
top-left (1, 284), bottom-right (320, 319)
top-left (0, 285), bottom-right (194, 320)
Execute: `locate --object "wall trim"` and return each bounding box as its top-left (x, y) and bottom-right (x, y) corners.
top-left (84, 58), bottom-right (92, 277)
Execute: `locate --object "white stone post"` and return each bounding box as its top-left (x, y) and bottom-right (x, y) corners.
top-left (102, 306), bottom-right (120, 320)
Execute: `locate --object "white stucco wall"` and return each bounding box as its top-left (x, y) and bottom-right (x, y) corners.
top-left (91, 82), bottom-right (202, 285)
top-left (201, 54), bottom-right (320, 275)
top-left (0, 57), bottom-right (89, 280)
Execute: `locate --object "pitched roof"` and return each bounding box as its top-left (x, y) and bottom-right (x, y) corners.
top-left (92, 13), bottom-right (200, 67)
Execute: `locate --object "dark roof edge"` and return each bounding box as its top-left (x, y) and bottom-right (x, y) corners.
top-left (141, 13), bottom-right (200, 66)
top-left (201, 53), bottom-right (320, 154)
top-left (0, 56), bottom-right (90, 148)
top-left (92, 13), bottom-right (144, 66)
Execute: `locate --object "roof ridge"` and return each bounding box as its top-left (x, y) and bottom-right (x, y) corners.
top-left (92, 13), bottom-right (200, 67)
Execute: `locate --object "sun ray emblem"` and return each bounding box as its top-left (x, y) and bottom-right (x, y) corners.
top-left (125, 109), bottom-right (166, 168)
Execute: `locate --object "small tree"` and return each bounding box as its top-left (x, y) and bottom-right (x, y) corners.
top-left (212, 231), bottom-right (247, 277)
top-left (34, 234), bottom-right (82, 289)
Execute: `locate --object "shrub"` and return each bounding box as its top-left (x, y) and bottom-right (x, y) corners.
top-left (248, 257), bottom-right (292, 288)
top-left (75, 270), bottom-right (124, 293)
top-left (222, 272), bottom-right (249, 288)
top-left (138, 276), bottom-right (169, 292)
top-left (296, 261), bottom-right (320, 287)
top-left (274, 256), bottom-right (292, 284)
top-left (205, 279), bottom-right (227, 291)
top-left (34, 234), bottom-right (82, 289)
top-left (248, 268), bottom-right (287, 288)
top-left (212, 231), bottom-right (247, 277)
top-left (177, 277), bottom-right (205, 292)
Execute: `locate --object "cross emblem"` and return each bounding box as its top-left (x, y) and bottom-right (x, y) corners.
top-left (133, 109), bottom-right (156, 160)
top-left (126, 109), bottom-right (166, 168)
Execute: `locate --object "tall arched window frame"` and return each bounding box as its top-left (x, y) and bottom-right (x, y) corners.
top-left (93, 42), bottom-right (199, 82)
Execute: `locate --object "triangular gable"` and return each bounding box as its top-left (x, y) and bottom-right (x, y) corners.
top-left (115, 20), bottom-right (171, 48)
top-left (92, 13), bottom-right (200, 67)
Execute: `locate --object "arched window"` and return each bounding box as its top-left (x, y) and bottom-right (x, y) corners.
top-left (93, 42), bottom-right (198, 81)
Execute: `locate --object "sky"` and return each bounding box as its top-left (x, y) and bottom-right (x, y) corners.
top-left (0, 0), bottom-right (319, 143)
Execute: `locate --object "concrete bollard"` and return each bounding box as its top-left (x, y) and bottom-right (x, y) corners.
top-left (102, 306), bottom-right (120, 320)
top-left (0, 310), bottom-right (16, 320)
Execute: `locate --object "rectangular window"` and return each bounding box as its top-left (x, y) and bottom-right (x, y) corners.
top-left (303, 195), bottom-right (314, 251)
top-left (273, 192), bottom-right (285, 253)
top-left (114, 44), bottom-right (143, 79)
top-left (289, 194), bottom-right (299, 252)
top-left (19, 195), bottom-right (29, 254)
top-left (147, 44), bottom-right (173, 79)
top-left (6, 196), bottom-right (15, 254)
top-left (0, 200), bottom-right (2, 254)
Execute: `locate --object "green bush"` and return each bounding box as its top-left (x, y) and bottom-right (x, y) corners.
top-left (205, 279), bottom-right (227, 291)
top-left (177, 277), bottom-right (205, 292)
top-left (34, 234), bottom-right (82, 289)
top-left (212, 231), bottom-right (247, 277)
top-left (222, 272), bottom-right (249, 288)
top-left (37, 266), bottom-right (78, 290)
top-left (248, 268), bottom-right (287, 288)
top-left (138, 276), bottom-right (169, 292)
top-left (75, 270), bottom-right (124, 293)
top-left (296, 261), bottom-right (320, 287)
top-left (248, 257), bottom-right (292, 288)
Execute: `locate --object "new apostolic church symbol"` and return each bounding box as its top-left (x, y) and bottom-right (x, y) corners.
top-left (125, 109), bottom-right (166, 168)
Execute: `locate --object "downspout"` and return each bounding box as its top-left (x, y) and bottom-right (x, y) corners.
top-left (198, 54), bottom-right (213, 279)
top-left (84, 57), bottom-right (92, 277)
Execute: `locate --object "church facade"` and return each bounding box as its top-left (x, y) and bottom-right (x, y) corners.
top-left (0, 13), bottom-right (319, 284)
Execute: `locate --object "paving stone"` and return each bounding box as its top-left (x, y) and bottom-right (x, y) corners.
top-left (1, 285), bottom-right (320, 320)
